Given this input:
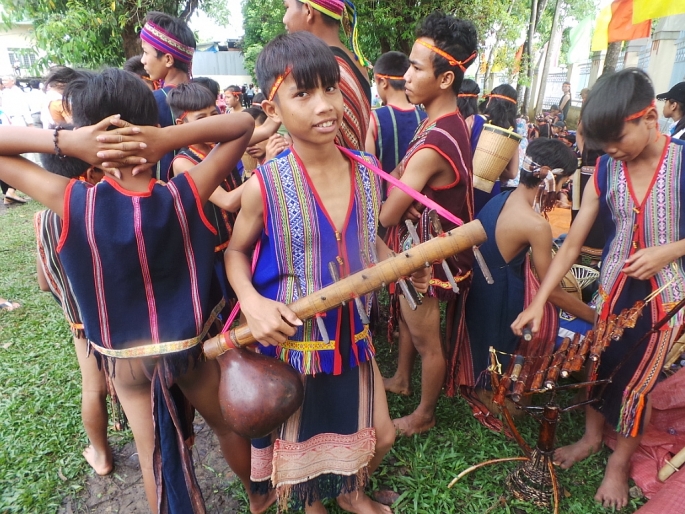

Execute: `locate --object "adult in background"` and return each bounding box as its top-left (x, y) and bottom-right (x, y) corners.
top-left (559, 81), bottom-right (572, 121)
top-left (283, 0), bottom-right (371, 151)
top-left (657, 81), bottom-right (685, 140)
top-left (1, 76), bottom-right (33, 127)
top-left (28, 80), bottom-right (44, 128)
top-left (457, 79), bottom-right (480, 119)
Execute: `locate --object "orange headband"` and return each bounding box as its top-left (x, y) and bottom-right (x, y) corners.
top-left (487, 93), bottom-right (517, 104)
top-left (458, 93), bottom-right (478, 98)
top-left (268, 67), bottom-right (292, 102)
top-left (375, 73), bottom-right (404, 81)
top-left (625, 100), bottom-right (656, 121)
top-left (415, 39), bottom-right (477, 72)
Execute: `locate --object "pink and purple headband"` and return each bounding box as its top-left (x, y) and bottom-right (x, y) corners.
top-left (140, 21), bottom-right (194, 64)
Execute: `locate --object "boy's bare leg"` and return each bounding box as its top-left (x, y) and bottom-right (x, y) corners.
top-left (392, 296), bottom-right (443, 436)
top-left (112, 359), bottom-right (157, 513)
top-left (554, 405), bottom-right (603, 469)
top-left (176, 358), bottom-right (276, 514)
top-left (337, 361), bottom-right (394, 514)
top-left (73, 336), bottom-right (113, 475)
top-left (383, 317), bottom-right (415, 396)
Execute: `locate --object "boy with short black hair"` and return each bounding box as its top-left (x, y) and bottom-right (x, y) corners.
top-left (365, 51), bottom-right (426, 175)
top-left (140, 10), bottom-right (196, 182)
top-left (227, 31), bottom-right (429, 513)
top-left (380, 11), bottom-right (478, 437)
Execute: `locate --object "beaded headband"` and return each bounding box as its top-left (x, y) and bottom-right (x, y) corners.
top-left (487, 93), bottom-right (517, 104)
top-left (624, 100), bottom-right (656, 121)
top-left (140, 21), bottom-right (194, 64)
top-left (415, 39), bottom-right (477, 73)
top-left (300, 0), bottom-right (370, 68)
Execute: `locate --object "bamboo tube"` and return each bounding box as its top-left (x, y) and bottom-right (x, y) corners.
top-left (204, 220), bottom-right (487, 359)
top-left (544, 338), bottom-right (571, 390)
top-left (561, 333), bottom-right (582, 378)
top-left (658, 446), bottom-right (685, 482)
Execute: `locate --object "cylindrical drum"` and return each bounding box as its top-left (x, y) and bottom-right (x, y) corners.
top-left (472, 124), bottom-right (522, 193)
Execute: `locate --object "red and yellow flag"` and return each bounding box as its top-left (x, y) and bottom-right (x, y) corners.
top-left (608, 0), bottom-right (651, 44)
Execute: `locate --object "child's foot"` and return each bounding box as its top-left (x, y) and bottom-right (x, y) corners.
top-left (0, 299), bottom-right (21, 311)
top-left (594, 455), bottom-right (630, 510)
top-left (337, 491), bottom-right (392, 513)
top-left (382, 376), bottom-right (411, 396)
top-left (249, 488), bottom-right (277, 514)
top-left (83, 445), bottom-right (114, 475)
top-left (553, 434), bottom-right (602, 469)
top-left (392, 412), bottom-right (435, 437)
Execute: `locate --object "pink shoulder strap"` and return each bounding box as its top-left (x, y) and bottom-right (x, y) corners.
top-left (337, 146), bottom-right (464, 227)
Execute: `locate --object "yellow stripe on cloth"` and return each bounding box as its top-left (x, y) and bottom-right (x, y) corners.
top-left (277, 325), bottom-right (370, 352)
top-left (89, 301), bottom-right (224, 359)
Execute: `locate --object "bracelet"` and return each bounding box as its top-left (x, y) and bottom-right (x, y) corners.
top-left (53, 126), bottom-right (66, 158)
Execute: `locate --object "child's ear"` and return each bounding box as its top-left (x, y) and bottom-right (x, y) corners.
top-left (164, 53), bottom-right (174, 69)
top-left (262, 100), bottom-right (282, 124)
top-left (175, 118), bottom-right (184, 126)
top-left (85, 167), bottom-right (104, 185)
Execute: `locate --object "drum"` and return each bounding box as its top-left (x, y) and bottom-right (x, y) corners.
top-left (473, 124), bottom-right (523, 193)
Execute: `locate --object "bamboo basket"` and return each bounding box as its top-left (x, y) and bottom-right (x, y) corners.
top-left (473, 124), bottom-right (522, 193)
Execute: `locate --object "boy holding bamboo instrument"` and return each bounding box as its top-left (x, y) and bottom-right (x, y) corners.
top-left (225, 32), bottom-right (429, 513)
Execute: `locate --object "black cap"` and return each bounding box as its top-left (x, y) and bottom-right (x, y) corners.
top-left (656, 82), bottom-right (685, 103)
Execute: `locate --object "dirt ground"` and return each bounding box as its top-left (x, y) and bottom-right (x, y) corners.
top-left (59, 417), bottom-right (243, 514)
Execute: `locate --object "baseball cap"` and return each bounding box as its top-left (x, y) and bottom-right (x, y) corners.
top-left (656, 82), bottom-right (685, 104)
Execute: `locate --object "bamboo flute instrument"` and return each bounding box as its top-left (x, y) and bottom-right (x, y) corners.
top-left (204, 220), bottom-right (487, 359)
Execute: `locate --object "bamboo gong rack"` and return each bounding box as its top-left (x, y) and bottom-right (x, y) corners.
top-left (204, 219), bottom-right (487, 358)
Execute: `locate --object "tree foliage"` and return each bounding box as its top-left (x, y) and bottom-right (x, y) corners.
top-left (0, 0), bottom-right (229, 71)
top-left (241, 0), bottom-right (285, 80)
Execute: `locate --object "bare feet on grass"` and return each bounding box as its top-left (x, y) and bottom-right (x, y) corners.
top-left (393, 411), bottom-right (435, 437)
top-left (553, 434), bottom-right (602, 469)
top-left (382, 375), bottom-right (411, 396)
top-left (249, 488), bottom-right (277, 514)
top-left (337, 491), bottom-right (393, 513)
top-left (83, 444), bottom-right (114, 476)
top-left (594, 455), bottom-right (630, 510)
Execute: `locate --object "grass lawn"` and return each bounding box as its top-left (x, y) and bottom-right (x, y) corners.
top-left (0, 201), bottom-right (646, 513)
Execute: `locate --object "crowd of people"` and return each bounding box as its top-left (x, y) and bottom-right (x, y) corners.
top-left (1, 1), bottom-right (684, 513)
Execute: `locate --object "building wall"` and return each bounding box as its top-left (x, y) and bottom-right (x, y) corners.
top-left (0, 23), bottom-right (37, 77)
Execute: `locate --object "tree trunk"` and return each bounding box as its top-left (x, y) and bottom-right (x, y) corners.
top-left (522, 0), bottom-right (539, 115)
top-left (534, 0), bottom-right (563, 114)
top-left (122, 22), bottom-right (142, 59)
top-left (602, 41), bottom-right (622, 75)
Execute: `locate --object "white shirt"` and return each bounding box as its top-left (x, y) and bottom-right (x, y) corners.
top-left (1, 85), bottom-right (32, 125)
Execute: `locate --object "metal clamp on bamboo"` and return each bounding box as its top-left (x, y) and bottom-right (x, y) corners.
top-left (203, 220), bottom-right (487, 359)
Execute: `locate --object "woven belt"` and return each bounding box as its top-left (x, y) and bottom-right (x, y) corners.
top-left (89, 301), bottom-right (224, 359)
top-left (580, 166), bottom-right (596, 175)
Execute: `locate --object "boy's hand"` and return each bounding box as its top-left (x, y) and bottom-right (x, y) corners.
top-left (622, 245), bottom-right (679, 281)
top-left (511, 303), bottom-right (545, 336)
top-left (264, 134), bottom-right (289, 161)
top-left (92, 116), bottom-right (164, 177)
top-left (409, 266), bottom-right (431, 294)
top-left (240, 294), bottom-right (302, 347)
top-left (401, 201), bottom-right (425, 223)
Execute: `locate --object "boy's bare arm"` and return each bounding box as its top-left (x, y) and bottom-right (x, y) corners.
top-left (528, 219), bottom-right (595, 323)
top-left (249, 118), bottom-right (280, 146)
top-left (364, 115), bottom-right (376, 156)
top-left (512, 183), bottom-right (599, 334)
top-left (225, 177), bottom-right (301, 346)
top-left (379, 148), bottom-right (446, 227)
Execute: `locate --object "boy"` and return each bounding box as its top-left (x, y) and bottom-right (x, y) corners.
top-left (379, 11), bottom-right (478, 436)
top-left (0, 68), bottom-right (272, 514)
top-left (457, 138), bottom-right (595, 428)
top-left (365, 51), bottom-right (426, 175)
top-left (140, 11), bottom-right (196, 182)
top-left (283, 0), bottom-right (371, 151)
top-left (226, 32), bottom-right (428, 513)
